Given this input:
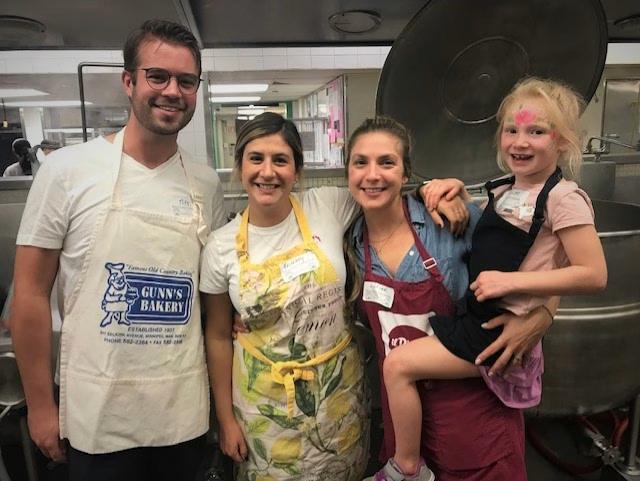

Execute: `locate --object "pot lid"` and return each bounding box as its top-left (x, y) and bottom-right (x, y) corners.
top-left (376, 0), bottom-right (608, 184)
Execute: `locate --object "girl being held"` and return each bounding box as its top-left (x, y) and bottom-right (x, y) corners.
top-left (372, 78), bottom-right (607, 481)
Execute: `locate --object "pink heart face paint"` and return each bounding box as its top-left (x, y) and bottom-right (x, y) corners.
top-left (515, 108), bottom-right (537, 126)
top-left (500, 97), bottom-right (562, 184)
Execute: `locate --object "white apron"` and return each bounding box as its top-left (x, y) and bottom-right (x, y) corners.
top-left (58, 129), bottom-right (210, 453)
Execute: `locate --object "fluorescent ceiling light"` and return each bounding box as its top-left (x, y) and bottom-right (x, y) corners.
top-left (210, 84), bottom-right (269, 94)
top-left (0, 88), bottom-right (49, 98)
top-left (4, 100), bottom-right (92, 107)
top-left (237, 107), bottom-right (266, 116)
top-left (211, 96), bottom-right (261, 103)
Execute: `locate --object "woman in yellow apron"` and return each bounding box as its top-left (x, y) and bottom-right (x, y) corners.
top-left (200, 113), bottom-right (369, 481)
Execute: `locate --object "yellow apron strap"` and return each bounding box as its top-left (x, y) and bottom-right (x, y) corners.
top-left (288, 196), bottom-right (313, 243)
top-left (235, 207), bottom-right (250, 264)
top-left (237, 333), bottom-right (352, 418)
top-left (235, 195), bottom-right (312, 262)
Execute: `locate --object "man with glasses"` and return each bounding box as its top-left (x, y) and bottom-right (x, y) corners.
top-left (11, 19), bottom-right (225, 481)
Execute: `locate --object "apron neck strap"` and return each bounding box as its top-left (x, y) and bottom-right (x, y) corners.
top-left (237, 195), bottom-right (310, 262)
top-left (363, 197), bottom-right (444, 279)
top-left (485, 175), bottom-right (515, 203)
top-left (528, 167), bottom-right (562, 238)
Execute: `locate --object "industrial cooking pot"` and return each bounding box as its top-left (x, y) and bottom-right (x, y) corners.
top-left (0, 352), bottom-right (25, 418)
top-left (533, 200), bottom-right (640, 416)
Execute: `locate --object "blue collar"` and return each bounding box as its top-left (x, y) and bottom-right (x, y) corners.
top-left (352, 194), bottom-right (427, 247)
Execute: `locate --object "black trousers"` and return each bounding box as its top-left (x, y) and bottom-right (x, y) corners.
top-left (68, 434), bottom-right (206, 481)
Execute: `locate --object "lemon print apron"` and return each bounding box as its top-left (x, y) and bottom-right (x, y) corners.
top-left (234, 196), bottom-right (369, 481)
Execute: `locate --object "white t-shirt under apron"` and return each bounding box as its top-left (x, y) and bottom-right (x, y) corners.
top-left (17, 136), bottom-right (226, 319)
top-left (200, 186), bottom-right (357, 309)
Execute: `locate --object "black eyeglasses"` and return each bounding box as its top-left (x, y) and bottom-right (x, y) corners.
top-left (134, 68), bottom-right (202, 95)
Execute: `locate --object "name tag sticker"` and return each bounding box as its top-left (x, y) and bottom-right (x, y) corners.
top-left (363, 281), bottom-right (395, 308)
top-left (519, 205), bottom-right (535, 220)
top-left (280, 252), bottom-right (320, 282)
top-left (171, 196), bottom-right (193, 217)
top-left (497, 189), bottom-right (528, 213)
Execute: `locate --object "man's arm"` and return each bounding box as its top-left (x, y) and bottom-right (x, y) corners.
top-left (10, 245), bottom-right (66, 461)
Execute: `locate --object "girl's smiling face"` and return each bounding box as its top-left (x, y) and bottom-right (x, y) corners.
top-left (500, 97), bottom-right (564, 184)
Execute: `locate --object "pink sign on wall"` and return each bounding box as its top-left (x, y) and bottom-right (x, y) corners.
top-left (326, 76), bottom-right (345, 146)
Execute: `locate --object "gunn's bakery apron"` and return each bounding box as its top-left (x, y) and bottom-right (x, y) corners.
top-left (234, 196), bottom-right (368, 481)
top-left (360, 199), bottom-right (526, 481)
top-left (58, 129), bottom-right (210, 454)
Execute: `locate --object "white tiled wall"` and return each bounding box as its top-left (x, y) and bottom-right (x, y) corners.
top-left (0, 46), bottom-right (392, 75)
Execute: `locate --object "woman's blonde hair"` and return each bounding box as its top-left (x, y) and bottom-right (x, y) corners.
top-left (495, 77), bottom-right (586, 180)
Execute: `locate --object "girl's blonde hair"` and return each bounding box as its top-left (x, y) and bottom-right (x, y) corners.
top-left (495, 77), bottom-right (586, 180)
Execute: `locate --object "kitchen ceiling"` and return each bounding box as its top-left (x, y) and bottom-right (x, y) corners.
top-left (1, 0), bottom-right (639, 50)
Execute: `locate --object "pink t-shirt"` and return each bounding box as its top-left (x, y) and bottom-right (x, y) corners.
top-left (479, 178), bottom-right (594, 408)
top-left (494, 178), bottom-right (594, 316)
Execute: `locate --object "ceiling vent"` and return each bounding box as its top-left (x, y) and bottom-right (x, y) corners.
top-left (614, 13), bottom-right (640, 33)
top-left (328, 10), bottom-right (382, 34)
top-left (0, 15), bottom-right (63, 48)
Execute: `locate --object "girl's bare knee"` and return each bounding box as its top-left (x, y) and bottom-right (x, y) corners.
top-left (383, 348), bottom-right (406, 381)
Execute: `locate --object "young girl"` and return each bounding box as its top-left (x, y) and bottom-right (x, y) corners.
top-left (372, 78), bottom-right (607, 481)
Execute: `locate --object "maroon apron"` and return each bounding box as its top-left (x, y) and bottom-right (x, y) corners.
top-left (359, 199), bottom-right (526, 481)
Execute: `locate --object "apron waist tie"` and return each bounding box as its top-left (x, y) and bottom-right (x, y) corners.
top-left (237, 334), bottom-right (352, 418)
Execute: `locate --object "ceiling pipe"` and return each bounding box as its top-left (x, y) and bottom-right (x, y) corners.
top-left (172, 0), bottom-right (203, 49)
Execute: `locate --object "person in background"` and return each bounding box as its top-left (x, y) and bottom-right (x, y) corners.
top-left (35, 139), bottom-right (62, 161)
top-left (344, 116), bottom-right (557, 481)
top-left (3, 138), bottom-right (36, 176)
top-left (10, 19), bottom-right (225, 481)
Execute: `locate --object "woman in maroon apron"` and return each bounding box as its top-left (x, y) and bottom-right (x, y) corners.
top-left (344, 117), bottom-right (554, 481)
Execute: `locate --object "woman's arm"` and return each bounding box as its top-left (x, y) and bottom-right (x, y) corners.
top-left (471, 224), bottom-right (607, 301)
top-left (475, 297), bottom-right (559, 375)
top-left (203, 292), bottom-right (248, 463)
top-left (314, 185), bottom-right (469, 236)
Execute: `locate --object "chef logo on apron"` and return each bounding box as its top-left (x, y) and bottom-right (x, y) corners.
top-left (99, 261), bottom-right (193, 327)
top-left (379, 311), bottom-right (435, 356)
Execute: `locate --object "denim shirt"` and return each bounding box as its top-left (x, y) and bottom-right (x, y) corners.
top-left (351, 194), bottom-right (481, 302)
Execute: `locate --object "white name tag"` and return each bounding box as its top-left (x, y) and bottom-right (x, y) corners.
top-left (519, 205), bottom-right (535, 220)
top-left (280, 252), bottom-right (320, 282)
top-left (171, 196), bottom-right (193, 217)
top-left (496, 189), bottom-right (529, 213)
top-left (363, 281), bottom-right (395, 308)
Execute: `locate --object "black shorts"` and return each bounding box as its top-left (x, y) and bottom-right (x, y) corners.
top-left (430, 293), bottom-right (505, 366)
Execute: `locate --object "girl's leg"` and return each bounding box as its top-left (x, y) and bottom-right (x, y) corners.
top-left (384, 335), bottom-right (479, 475)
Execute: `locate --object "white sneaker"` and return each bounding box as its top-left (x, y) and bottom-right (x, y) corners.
top-left (363, 458), bottom-right (435, 481)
